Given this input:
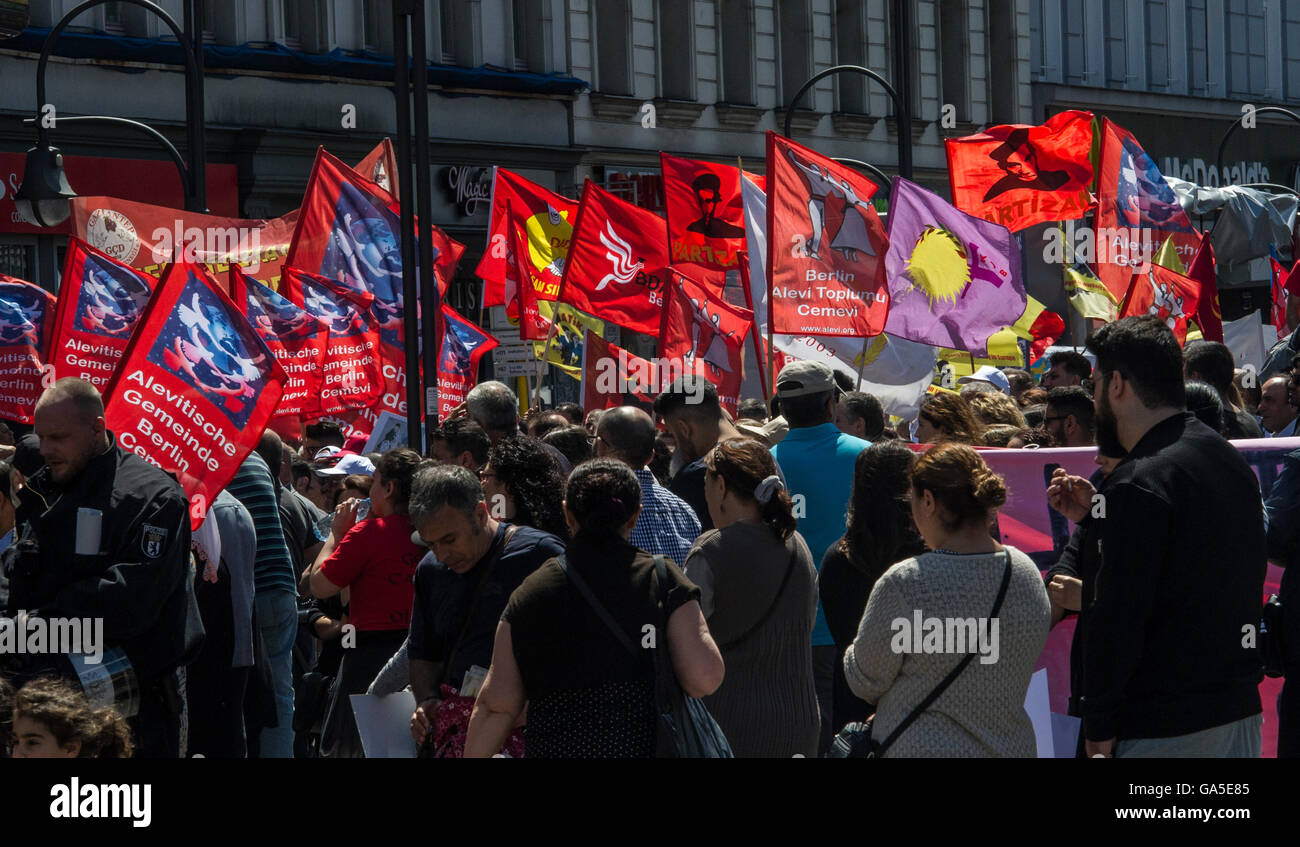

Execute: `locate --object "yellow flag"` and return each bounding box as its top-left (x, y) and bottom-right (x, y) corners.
top-left (1153, 234), bottom-right (1188, 274)
top-left (1064, 264), bottom-right (1119, 321)
top-left (531, 302), bottom-right (605, 380)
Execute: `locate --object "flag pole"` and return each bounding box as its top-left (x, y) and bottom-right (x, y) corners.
top-left (856, 336), bottom-right (868, 391)
top-left (532, 315), bottom-right (558, 407)
top-left (737, 250), bottom-right (768, 400)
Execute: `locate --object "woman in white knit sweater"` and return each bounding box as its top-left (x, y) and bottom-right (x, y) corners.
top-left (843, 443), bottom-right (1051, 757)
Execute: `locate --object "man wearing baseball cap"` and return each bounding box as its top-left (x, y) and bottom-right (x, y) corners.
top-left (768, 360), bottom-right (872, 754)
top-left (957, 365), bottom-right (1011, 395)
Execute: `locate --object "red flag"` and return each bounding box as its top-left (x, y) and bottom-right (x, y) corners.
top-left (355, 138), bottom-right (401, 200)
top-left (661, 153), bottom-right (746, 271)
top-left (47, 239), bottom-right (157, 392)
top-left (1027, 309), bottom-right (1066, 362)
top-left (558, 180), bottom-right (669, 335)
top-left (509, 212), bottom-right (551, 340)
top-left (103, 262), bottom-right (286, 528)
top-left (1119, 263), bottom-right (1202, 345)
top-left (438, 304), bottom-right (499, 420)
top-left (0, 275), bottom-right (56, 424)
top-left (476, 167), bottom-right (578, 310)
top-left (580, 330), bottom-right (657, 410)
top-left (660, 269), bottom-right (753, 416)
top-left (1271, 257), bottom-right (1300, 335)
top-left (1187, 234), bottom-right (1223, 342)
top-left (767, 132), bottom-right (890, 337)
top-left (1095, 119), bottom-right (1200, 304)
top-left (945, 110), bottom-right (1094, 231)
top-left (284, 267), bottom-right (383, 417)
top-left (230, 267), bottom-right (329, 419)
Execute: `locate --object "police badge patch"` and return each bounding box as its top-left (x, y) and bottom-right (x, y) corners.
top-left (142, 524), bottom-right (167, 558)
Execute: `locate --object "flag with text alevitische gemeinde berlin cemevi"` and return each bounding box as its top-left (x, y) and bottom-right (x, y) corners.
top-left (283, 266), bottom-right (383, 418)
top-left (229, 266), bottom-right (328, 420)
top-left (945, 109), bottom-right (1095, 232)
top-left (883, 177), bottom-right (1026, 356)
top-left (437, 303), bottom-right (498, 421)
top-left (0, 274), bottom-right (55, 424)
top-left (102, 261), bottom-right (285, 529)
top-left (766, 131), bottom-right (889, 338)
top-left (47, 238), bottom-right (156, 393)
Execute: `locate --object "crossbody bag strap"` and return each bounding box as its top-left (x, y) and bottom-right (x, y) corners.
top-left (437, 524), bottom-right (520, 690)
top-left (559, 554), bottom-right (639, 658)
top-left (876, 550), bottom-right (1014, 756)
top-left (715, 544), bottom-right (799, 652)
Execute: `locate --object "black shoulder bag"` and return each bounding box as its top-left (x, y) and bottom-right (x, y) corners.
top-left (559, 553), bottom-right (733, 758)
top-left (828, 550), bottom-right (1014, 759)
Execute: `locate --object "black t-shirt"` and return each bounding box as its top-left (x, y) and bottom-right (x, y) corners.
top-left (669, 459), bottom-right (713, 532)
top-left (503, 532), bottom-right (700, 700)
top-left (408, 522), bottom-right (564, 690)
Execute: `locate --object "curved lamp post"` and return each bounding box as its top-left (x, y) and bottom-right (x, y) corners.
top-left (782, 64), bottom-right (912, 180)
top-left (15, 0), bottom-right (207, 227)
top-left (1215, 106), bottom-right (1300, 184)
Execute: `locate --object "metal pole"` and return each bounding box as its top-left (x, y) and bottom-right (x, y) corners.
top-left (393, 5), bottom-right (421, 450)
top-left (186, 0), bottom-right (207, 212)
top-left (781, 65), bottom-right (907, 181)
top-left (890, 0), bottom-right (913, 179)
top-left (411, 2), bottom-right (439, 446)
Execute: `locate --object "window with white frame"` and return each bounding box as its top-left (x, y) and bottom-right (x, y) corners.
top-left (938, 0), bottom-right (969, 122)
top-left (834, 0), bottom-right (868, 113)
top-left (1285, 0), bottom-right (1300, 100)
top-left (1187, 0), bottom-right (1210, 94)
top-left (1226, 0), bottom-right (1268, 97)
top-left (1062, 0), bottom-right (1087, 84)
top-left (659, 0), bottom-right (694, 99)
top-left (1104, 0), bottom-right (1127, 87)
top-left (1146, 0), bottom-right (1169, 90)
top-left (719, 0), bottom-right (754, 104)
top-left (778, 0), bottom-right (813, 110)
top-left (596, 0), bottom-right (633, 95)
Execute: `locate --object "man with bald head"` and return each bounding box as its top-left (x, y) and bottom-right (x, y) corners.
top-left (3, 378), bottom-right (200, 757)
top-left (595, 406), bottom-right (701, 565)
top-left (1259, 375), bottom-right (1299, 438)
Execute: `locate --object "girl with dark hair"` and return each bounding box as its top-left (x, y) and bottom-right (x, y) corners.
top-left (11, 677), bottom-right (133, 758)
top-left (1184, 379), bottom-right (1227, 436)
top-left (464, 459), bottom-right (724, 758)
top-left (844, 443), bottom-right (1051, 757)
top-left (819, 443), bottom-right (926, 733)
top-left (681, 438), bottom-right (820, 757)
top-left (305, 447), bottom-right (426, 758)
top-left (480, 437), bottom-right (570, 541)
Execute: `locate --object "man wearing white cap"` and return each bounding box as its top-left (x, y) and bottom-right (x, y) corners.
top-left (957, 365), bottom-right (1011, 395)
top-left (768, 360), bottom-right (872, 754)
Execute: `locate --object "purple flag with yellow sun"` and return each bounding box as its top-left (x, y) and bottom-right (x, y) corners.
top-left (883, 178), bottom-right (1026, 355)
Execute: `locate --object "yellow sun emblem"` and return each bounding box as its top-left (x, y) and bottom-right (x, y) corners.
top-left (905, 225), bottom-right (970, 307)
top-left (522, 208), bottom-right (574, 272)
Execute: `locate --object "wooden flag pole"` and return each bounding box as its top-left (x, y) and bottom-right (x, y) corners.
top-left (532, 315), bottom-right (559, 407)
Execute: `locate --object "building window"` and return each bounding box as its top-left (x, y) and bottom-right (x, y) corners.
top-left (1146, 0), bottom-right (1169, 89)
top-left (835, 0), bottom-right (868, 113)
top-left (658, 0), bottom-right (694, 100)
top-left (441, 0), bottom-right (458, 64)
top-left (1226, 0), bottom-right (1268, 97)
top-left (1104, 0), bottom-right (1127, 86)
top-left (938, 0), bottom-right (969, 122)
top-left (719, 0), bottom-right (754, 104)
top-left (778, 0), bottom-right (813, 109)
top-left (595, 0), bottom-right (632, 95)
top-left (1187, 0), bottom-right (1209, 94)
top-left (282, 0), bottom-right (302, 50)
top-left (1063, 0), bottom-right (1086, 84)
top-left (363, 2), bottom-right (386, 52)
top-left (513, 0), bottom-right (530, 71)
top-left (1286, 1), bottom-right (1300, 99)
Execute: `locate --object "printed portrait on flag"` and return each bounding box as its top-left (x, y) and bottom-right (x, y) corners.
top-left (1116, 135), bottom-right (1196, 233)
top-left (766, 132), bottom-right (890, 337)
top-left (0, 279), bottom-right (53, 348)
top-left (318, 179), bottom-right (405, 343)
top-left (287, 267), bottom-right (382, 417)
top-left (437, 304), bottom-right (498, 419)
top-left (232, 268), bottom-right (328, 419)
top-left (75, 252), bottom-right (153, 338)
top-left (147, 275), bottom-right (273, 428)
top-left (662, 153), bottom-right (746, 271)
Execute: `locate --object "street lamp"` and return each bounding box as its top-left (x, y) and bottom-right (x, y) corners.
top-left (1216, 106), bottom-right (1300, 185)
top-left (781, 64), bottom-right (913, 181)
top-left (14, 0), bottom-right (207, 227)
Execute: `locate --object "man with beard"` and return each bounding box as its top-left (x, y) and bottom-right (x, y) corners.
top-left (1047, 316), bottom-right (1266, 757)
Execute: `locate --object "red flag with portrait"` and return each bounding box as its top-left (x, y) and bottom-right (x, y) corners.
top-left (0, 275), bottom-right (56, 424)
top-left (767, 132), bottom-right (890, 337)
top-left (945, 110), bottom-right (1095, 231)
top-left (659, 269), bottom-right (752, 416)
top-left (661, 153), bottom-right (746, 271)
top-left (47, 239), bottom-right (157, 392)
top-left (1118, 263), bottom-right (1202, 345)
top-left (103, 261), bottom-right (286, 528)
top-left (558, 180), bottom-right (669, 335)
top-left (229, 266), bottom-right (328, 419)
top-left (284, 267), bottom-right (383, 417)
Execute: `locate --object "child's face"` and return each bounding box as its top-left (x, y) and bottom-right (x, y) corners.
top-left (10, 716), bottom-right (80, 758)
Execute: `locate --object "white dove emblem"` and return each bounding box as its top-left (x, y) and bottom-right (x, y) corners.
top-left (596, 221), bottom-right (644, 291)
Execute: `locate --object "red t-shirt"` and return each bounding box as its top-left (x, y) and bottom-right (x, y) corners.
top-left (319, 514), bottom-right (423, 631)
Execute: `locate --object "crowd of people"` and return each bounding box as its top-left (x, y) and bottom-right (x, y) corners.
top-left (0, 314), bottom-right (1294, 757)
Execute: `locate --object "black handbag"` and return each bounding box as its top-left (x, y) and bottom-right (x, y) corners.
top-left (828, 550), bottom-right (1014, 759)
top-left (1261, 594), bottom-right (1286, 679)
top-left (559, 553), bottom-right (733, 758)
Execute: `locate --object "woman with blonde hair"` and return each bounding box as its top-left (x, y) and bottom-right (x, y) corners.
top-left (914, 393), bottom-right (985, 445)
top-left (843, 443), bottom-right (1050, 757)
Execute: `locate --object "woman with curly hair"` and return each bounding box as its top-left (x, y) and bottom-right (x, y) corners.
top-left (480, 437), bottom-right (570, 541)
top-left (914, 392), bottom-right (985, 445)
top-left (11, 677), bottom-right (133, 758)
top-left (819, 442), bottom-right (926, 734)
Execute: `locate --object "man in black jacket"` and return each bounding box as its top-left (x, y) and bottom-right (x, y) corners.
top-left (2, 378), bottom-right (200, 757)
top-left (1048, 316), bottom-right (1266, 757)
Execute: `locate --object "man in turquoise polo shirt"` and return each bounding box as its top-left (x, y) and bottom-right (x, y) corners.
top-left (769, 360), bottom-right (872, 754)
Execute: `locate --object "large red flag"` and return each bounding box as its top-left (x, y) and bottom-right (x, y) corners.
top-left (1119, 263), bottom-right (1202, 345)
top-left (1187, 234), bottom-right (1223, 342)
top-left (659, 269), bottom-right (752, 416)
top-left (285, 267), bottom-right (383, 417)
top-left (661, 153), bottom-right (746, 271)
top-left (558, 180), bottom-right (670, 335)
top-left (103, 262), bottom-right (286, 528)
top-left (767, 132), bottom-right (890, 337)
top-left (0, 275), bottom-right (56, 424)
top-left (580, 330), bottom-right (657, 410)
top-left (476, 167), bottom-right (578, 311)
top-left (1095, 118), bottom-right (1200, 304)
top-left (945, 110), bottom-right (1095, 231)
top-left (230, 266), bottom-right (328, 419)
top-left (47, 238), bottom-right (156, 391)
